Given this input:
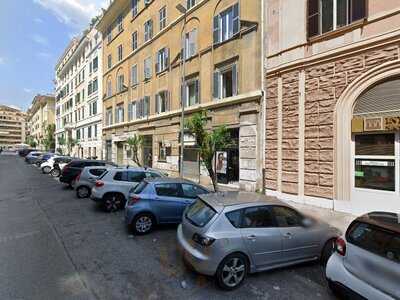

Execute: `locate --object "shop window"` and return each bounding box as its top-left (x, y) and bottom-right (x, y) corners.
top-left (354, 133), bottom-right (396, 192)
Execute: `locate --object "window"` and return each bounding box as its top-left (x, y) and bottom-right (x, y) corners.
top-left (156, 48), bottom-right (169, 73)
top-left (185, 199), bottom-right (216, 227)
top-left (107, 54), bottom-right (112, 69)
top-left (155, 91), bottom-right (170, 114)
top-left (92, 78), bottom-right (98, 93)
top-left (137, 97), bottom-right (150, 118)
top-left (94, 124), bottom-right (97, 137)
top-left (155, 183), bottom-right (180, 197)
top-left (128, 101), bottom-right (137, 121)
top-left (226, 210), bottom-right (242, 228)
top-left (144, 57), bottom-right (152, 80)
top-left (127, 171), bottom-right (146, 182)
top-left (158, 142), bottom-right (171, 161)
top-left (106, 108), bottom-right (113, 126)
top-left (184, 29), bottom-right (197, 60)
top-left (92, 101), bottom-right (97, 115)
top-left (144, 19), bottom-right (153, 42)
top-left (131, 64), bottom-right (138, 86)
top-left (117, 74), bottom-right (125, 92)
top-left (93, 57), bottom-right (98, 71)
top-left (182, 79), bottom-right (199, 107)
top-left (347, 222), bottom-right (400, 263)
top-left (159, 6), bottom-right (167, 30)
top-left (187, 0), bottom-right (196, 9)
top-left (132, 0), bottom-right (138, 17)
top-left (107, 25), bottom-right (112, 43)
top-left (117, 14), bottom-right (123, 32)
top-left (242, 206), bottom-right (275, 228)
top-left (89, 169), bottom-right (106, 177)
top-left (115, 104), bottom-right (124, 123)
top-left (117, 44), bottom-right (123, 61)
top-left (88, 126), bottom-right (92, 138)
top-left (132, 31), bottom-right (138, 51)
top-left (213, 63), bottom-right (238, 99)
top-left (181, 184), bottom-right (208, 199)
top-left (307, 0), bottom-right (366, 38)
top-left (272, 206), bottom-right (303, 227)
top-left (355, 133), bottom-right (395, 191)
top-left (134, 181), bottom-right (148, 194)
top-left (114, 171), bottom-right (128, 181)
top-left (106, 79), bottom-right (112, 97)
top-left (213, 3), bottom-right (240, 44)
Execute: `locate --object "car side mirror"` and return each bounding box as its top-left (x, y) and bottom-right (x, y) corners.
top-left (302, 217), bottom-right (314, 228)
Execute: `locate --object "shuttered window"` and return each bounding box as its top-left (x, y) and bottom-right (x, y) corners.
top-left (213, 63), bottom-right (238, 100)
top-left (213, 3), bottom-right (240, 44)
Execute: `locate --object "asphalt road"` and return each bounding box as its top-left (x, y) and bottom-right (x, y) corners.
top-left (0, 154), bottom-right (337, 300)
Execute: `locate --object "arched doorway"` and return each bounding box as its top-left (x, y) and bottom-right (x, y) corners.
top-left (335, 61), bottom-right (400, 215)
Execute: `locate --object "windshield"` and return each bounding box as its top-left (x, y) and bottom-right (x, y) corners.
top-left (185, 199), bottom-right (216, 227)
top-left (133, 181), bottom-right (148, 194)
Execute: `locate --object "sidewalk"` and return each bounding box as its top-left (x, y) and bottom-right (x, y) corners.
top-left (213, 184), bottom-right (355, 234)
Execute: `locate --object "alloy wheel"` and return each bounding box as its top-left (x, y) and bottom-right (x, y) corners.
top-left (77, 186), bottom-right (89, 198)
top-left (105, 195), bottom-right (121, 212)
top-left (135, 216), bottom-right (153, 233)
top-left (221, 257), bottom-right (246, 288)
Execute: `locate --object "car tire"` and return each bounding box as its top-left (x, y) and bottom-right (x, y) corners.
top-left (103, 193), bottom-right (124, 213)
top-left (216, 253), bottom-right (248, 290)
top-left (51, 168), bottom-right (60, 177)
top-left (42, 166), bottom-right (51, 174)
top-left (321, 238), bottom-right (336, 266)
top-left (76, 186), bottom-right (90, 198)
top-left (132, 213), bottom-right (155, 235)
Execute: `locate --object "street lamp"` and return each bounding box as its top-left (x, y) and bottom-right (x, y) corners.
top-left (176, 3), bottom-right (187, 178)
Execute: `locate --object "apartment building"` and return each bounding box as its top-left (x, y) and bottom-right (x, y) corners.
top-left (0, 105), bottom-right (27, 149)
top-left (55, 25), bottom-right (103, 158)
top-left (26, 94), bottom-right (55, 150)
top-left (97, 0), bottom-right (263, 191)
top-left (264, 0), bottom-right (400, 214)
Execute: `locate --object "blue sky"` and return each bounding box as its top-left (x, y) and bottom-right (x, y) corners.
top-left (0, 0), bottom-right (106, 111)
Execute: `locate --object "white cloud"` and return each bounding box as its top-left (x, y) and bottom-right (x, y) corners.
top-left (23, 88), bottom-right (33, 93)
top-left (34, 17), bottom-right (44, 23)
top-left (0, 57), bottom-right (4, 65)
top-left (31, 34), bottom-right (49, 46)
top-left (33, 0), bottom-right (108, 29)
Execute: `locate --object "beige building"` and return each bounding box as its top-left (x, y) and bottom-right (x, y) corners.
top-left (97, 0), bottom-right (263, 190)
top-left (26, 95), bottom-right (56, 150)
top-left (0, 105), bottom-right (27, 149)
top-left (264, 0), bottom-right (400, 214)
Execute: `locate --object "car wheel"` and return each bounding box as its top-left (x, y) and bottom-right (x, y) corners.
top-left (132, 213), bottom-right (155, 235)
top-left (76, 186), bottom-right (90, 198)
top-left (103, 194), bottom-right (124, 212)
top-left (321, 238), bottom-right (336, 266)
top-left (51, 169), bottom-right (60, 177)
top-left (42, 166), bottom-right (51, 174)
top-left (216, 253), bottom-right (248, 290)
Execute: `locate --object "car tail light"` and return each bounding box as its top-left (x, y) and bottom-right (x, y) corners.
top-left (128, 195), bottom-right (141, 206)
top-left (192, 233), bottom-right (215, 247)
top-left (95, 180), bottom-right (104, 187)
top-left (335, 237), bottom-right (346, 256)
top-left (76, 171), bottom-right (82, 182)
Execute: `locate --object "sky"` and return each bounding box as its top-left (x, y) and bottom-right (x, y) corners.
top-left (0, 0), bottom-right (108, 111)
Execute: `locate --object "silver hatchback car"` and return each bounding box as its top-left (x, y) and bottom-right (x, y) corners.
top-left (326, 211), bottom-right (400, 300)
top-left (178, 191), bottom-right (339, 290)
top-left (73, 166), bottom-right (111, 198)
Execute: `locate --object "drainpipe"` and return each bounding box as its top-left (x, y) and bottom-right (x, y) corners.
top-left (261, 0), bottom-right (266, 194)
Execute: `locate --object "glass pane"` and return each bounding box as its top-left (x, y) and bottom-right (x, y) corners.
top-left (226, 210), bottom-right (242, 228)
top-left (336, 0), bottom-right (347, 27)
top-left (242, 207), bottom-right (275, 228)
top-left (351, 0), bottom-right (366, 22)
top-left (185, 199), bottom-right (216, 227)
top-left (155, 183), bottom-right (180, 197)
top-left (272, 206), bottom-right (303, 227)
top-left (355, 134), bottom-right (394, 156)
top-left (355, 159), bottom-right (395, 191)
top-left (321, 0), bottom-right (334, 33)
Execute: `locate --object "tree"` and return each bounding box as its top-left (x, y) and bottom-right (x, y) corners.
top-left (42, 124), bottom-right (56, 151)
top-left (58, 136), bottom-right (66, 155)
top-left (67, 138), bottom-right (78, 156)
top-left (25, 136), bottom-right (37, 148)
top-left (126, 135), bottom-right (143, 167)
top-left (185, 111), bottom-right (230, 192)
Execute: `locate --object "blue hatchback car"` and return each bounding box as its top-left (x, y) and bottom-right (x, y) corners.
top-left (125, 177), bottom-right (210, 235)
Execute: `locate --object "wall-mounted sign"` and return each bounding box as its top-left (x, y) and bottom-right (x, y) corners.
top-left (364, 117), bottom-right (383, 131)
top-left (385, 116), bottom-right (400, 130)
top-left (359, 160), bottom-right (391, 167)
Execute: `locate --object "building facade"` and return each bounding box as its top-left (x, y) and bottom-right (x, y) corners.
top-left (55, 26), bottom-right (103, 158)
top-left (26, 94), bottom-right (55, 150)
top-left (0, 105), bottom-right (27, 149)
top-left (97, 0), bottom-right (263, 190)
top-left (264, 0), bottom-right (400, 214)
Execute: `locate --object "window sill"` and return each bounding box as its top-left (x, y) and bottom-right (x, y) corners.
top-left (156, 69), bottom-right (168, 76)
top-left (107, 29), bottom-right (124, 46)
top-left (308, 19), bottom-right (365, 43)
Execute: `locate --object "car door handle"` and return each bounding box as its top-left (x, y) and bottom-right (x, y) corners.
top-left (284, 232), bottom-right (293, 239)
top-left (247, 235), bottom-right (257, 241)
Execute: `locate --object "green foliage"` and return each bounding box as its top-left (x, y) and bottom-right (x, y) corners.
top-left (58, 136), bottom-right (66, 146)
top-left (42, 124), bottom-right (56, 151)
top-left (126, 135), bottom-right (143, 167)
top-left (185, 111), bottom-right (230, 191)
top-left (25, 136), bottom-right (37, 148)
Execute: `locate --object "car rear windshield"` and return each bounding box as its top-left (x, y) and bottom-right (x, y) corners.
top-left (98, 171), bottom-right (108, 180)
top-left (347, 221), bottom-right (400, 263)
top-left (185, 199), bottom-right (216, 227)
top-left (133, 181), bottom-right (148, 194)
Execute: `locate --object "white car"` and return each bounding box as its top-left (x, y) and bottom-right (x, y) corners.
top-left (40, 156), bottom-right (61, 174)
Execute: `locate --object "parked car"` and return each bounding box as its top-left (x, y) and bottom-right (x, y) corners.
top-left (50, 156), bottom-right (74, 177)
top-left (59, 159), bottom-right (109, 187)
top-left (41, 156), bottom-right (68, 174)
top-left (177, 192), bottom-right (340, 290)
top-left (125, 178), bottom-right (210, 235)
top-left (326, 211), bottom-right (400, 300)
top-left (73, 166), bottom-right (111, 198)
top-left (91, 167), bottom-right (165, 212)
top-left (35, 152), bottom-right (54, 167)
top-left (18, 148), bottom-right (36, 157)
top-left (25, 151), bottom-right (44, 164)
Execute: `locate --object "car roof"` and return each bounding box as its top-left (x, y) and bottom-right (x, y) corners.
top-left (355, 211), bottom-right (400, 234)
top-left (145, 177), bottom-right (198, 184)
top-left (110, 166), bottom-right (160, 172)
top-left (198, 191), bottom-right (287, 213)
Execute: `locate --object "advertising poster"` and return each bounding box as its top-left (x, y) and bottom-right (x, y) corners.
top-left (216, 151), bottom-right (227, 174)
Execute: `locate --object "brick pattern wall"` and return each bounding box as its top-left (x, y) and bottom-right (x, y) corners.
top-left (281, 71), bottom-right (299, 194)
top-left (265, 78), bottom-right (278, 190)
top-left (265, 43), bottom-right (400, 199)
